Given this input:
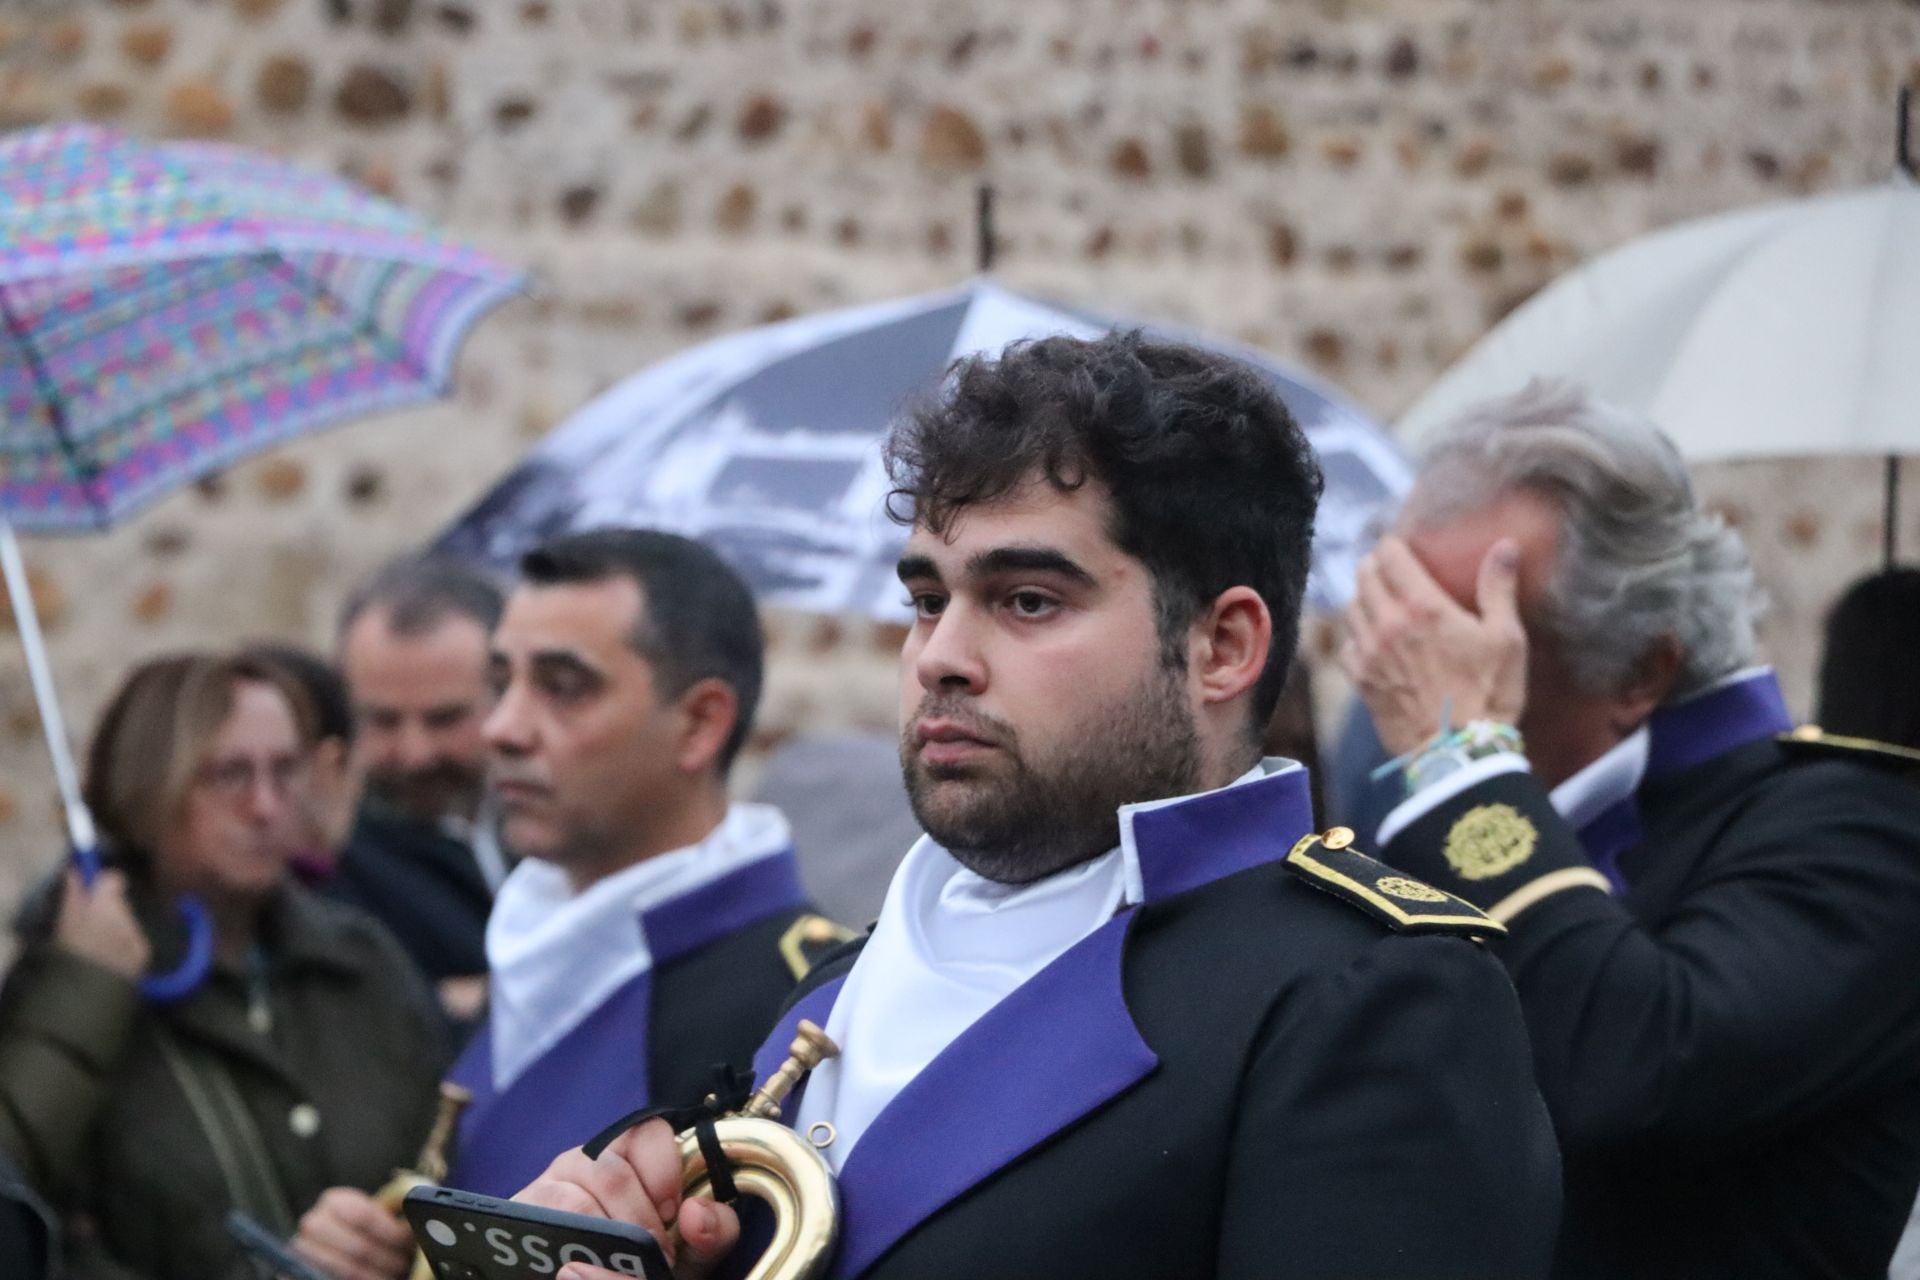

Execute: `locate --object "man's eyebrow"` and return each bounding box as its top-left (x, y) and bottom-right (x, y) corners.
top-left (527, 648), bottom-right (604, 680)
top-left (968, 546), bottom-right (1097, 588)
top-left (896, 554), bottom-right (941, 584)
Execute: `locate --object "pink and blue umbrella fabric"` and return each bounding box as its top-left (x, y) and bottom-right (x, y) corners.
top-left (0, 123), bottom-right (523, 531)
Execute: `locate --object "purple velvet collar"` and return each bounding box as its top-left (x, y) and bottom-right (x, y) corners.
top-left (1645, 669), bottom-right (1794, 780)
top-left (1124, 764), bottom-right (1316, 903)
top-left (1581, 670), bottom-right (1793, 890)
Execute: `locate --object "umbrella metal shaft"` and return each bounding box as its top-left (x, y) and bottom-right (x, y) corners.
top-left (0, 521), bottom-right (96, 855)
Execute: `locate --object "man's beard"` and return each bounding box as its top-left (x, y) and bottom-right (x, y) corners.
top-left (901, 663), bottom-right (1200, 885)
top-left (363, 759), bottom-right (487, 826)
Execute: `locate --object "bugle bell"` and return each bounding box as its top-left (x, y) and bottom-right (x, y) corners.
top-left (672, 1020), bottom-right (841, 1280)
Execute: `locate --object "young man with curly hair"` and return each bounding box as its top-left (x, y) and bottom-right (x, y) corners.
top-left (514, 334), bottom-right (1563, 1280)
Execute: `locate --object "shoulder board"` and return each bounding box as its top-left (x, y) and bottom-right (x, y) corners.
top-left (1284, 828), bottom-right (1507, 941)
top-left (778, 913), bottom-right (861, 980)
top-left (1779, 726), bottom-right (1920, 771)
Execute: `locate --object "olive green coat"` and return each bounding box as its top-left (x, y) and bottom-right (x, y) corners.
top-left (0, 880), bottom-right (449, 1280)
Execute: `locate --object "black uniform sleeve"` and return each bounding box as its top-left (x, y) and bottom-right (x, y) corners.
top-left (1383, 765), bottom-right (1920, 1149)
top-left (1217, 935), bottom-right (1562, 1279)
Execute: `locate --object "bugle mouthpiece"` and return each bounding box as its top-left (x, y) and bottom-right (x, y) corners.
top-left (742, 1019), bottom-right (840, 1120)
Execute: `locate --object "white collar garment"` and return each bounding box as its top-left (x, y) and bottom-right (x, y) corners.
top-left (485, 802), bottom-right (793, 1091)
top-left (795, 762), bottom-right (1284, 1172)
top-left (1549, 725), bottom-right (1650, 831)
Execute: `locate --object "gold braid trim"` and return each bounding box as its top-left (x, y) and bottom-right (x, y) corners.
top-left (1486, 867), bottom-right (1614, 925)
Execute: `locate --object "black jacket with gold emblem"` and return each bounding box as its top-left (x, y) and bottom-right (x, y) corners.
top-left (714, 767), bottom-right (1561, 1280)
top-left (1380, 672), bottom-right (1920, 1279)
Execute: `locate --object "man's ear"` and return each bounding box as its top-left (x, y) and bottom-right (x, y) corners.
top-left (1193, 586), bottom-right (1273, 709)
top-left (1612, 635), bottom-right (1683, 732)
top-left (674, 678), bottom-right (741, 777)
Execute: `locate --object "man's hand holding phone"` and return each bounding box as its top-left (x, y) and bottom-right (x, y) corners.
top-left (513, 1120), bottom-right (738, 1280)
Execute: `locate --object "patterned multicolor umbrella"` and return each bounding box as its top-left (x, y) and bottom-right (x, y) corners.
top-left (0, 123), bottom-right (521, 998)
top-left (1, 122), bottom-right (522, 529)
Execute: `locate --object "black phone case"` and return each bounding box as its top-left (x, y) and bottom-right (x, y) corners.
top-left (402, 1185), bottom-right (673, 1280)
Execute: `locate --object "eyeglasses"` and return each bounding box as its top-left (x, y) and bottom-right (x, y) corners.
top-left (194, 754), bottom-right (308, 804)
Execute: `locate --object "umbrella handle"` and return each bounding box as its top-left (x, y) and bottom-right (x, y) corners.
top-left (67, 843), bottom-right (215, 1003)
top-left (70, 842), bottom-right (104, 884)
top-left (137, 895), bottom-right (215, 1004)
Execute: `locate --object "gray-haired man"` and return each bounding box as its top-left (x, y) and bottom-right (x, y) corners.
top-left (1344, 381), bottom-right (1920, 1279)
top-left (334, 556), bottom-right (510, 1016)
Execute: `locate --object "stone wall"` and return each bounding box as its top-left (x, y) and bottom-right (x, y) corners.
top-left (0, 0), bottom-right (1914, 906)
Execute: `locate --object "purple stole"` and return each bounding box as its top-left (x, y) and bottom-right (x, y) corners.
top-left (445, 850), bottom-right (806, 1197)
top-left (746, 768), bottom-right (1318, 1280)
top-left (1579, 670), bottom-right (1794, 893)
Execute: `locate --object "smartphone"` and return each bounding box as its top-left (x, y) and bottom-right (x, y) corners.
top-left (224, 1210), bottom-right (336, 1280)
top-left (402, 1185), bottom-right (672, 1280)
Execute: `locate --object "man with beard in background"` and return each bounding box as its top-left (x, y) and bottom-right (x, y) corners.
top-left (507, 333), bottom-right (1562, 1280)
top-left (335, 556), bottom-right (510, 1024)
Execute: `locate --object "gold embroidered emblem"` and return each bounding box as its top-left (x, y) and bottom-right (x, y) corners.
top-left (1444, 804), bottom-right (1538, 881)
top-left (1376, 875), bottom-right (1450, 903)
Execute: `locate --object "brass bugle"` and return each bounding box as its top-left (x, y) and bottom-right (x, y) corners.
top-left (375, 1082), bottom-right (474, 1280)
top-left (674, 1020), bottom-right (842, 1280)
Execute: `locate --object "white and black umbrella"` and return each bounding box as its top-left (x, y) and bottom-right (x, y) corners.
top-left (439, 278), bottom-right (1410, 617)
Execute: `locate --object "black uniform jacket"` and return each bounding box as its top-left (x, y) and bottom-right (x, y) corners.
top-left (325, 810), bottom-right (498, 985)
top-left (447, 848), bottom-right (849, 1198)
top-left (727, 768), bottom-right (1562, 1280)
top-left (1381, 674), bottom-right (1920, 1279)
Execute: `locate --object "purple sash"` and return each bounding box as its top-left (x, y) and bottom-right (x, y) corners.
top-left (446, 850), bottom-right (806, 1197)
top-left (745, 767), bottom-right (1318, 1279)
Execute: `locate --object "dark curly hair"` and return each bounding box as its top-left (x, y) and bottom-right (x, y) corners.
top-left (885, 331), bottom-right (1322, 737)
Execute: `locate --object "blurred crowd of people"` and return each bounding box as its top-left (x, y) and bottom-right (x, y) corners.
top-left (0, 521), bottom-right (864, 1280)
top-left (0, 348), bottom-right (1916, 1280)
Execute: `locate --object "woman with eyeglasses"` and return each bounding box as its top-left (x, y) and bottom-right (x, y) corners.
top-left (0, 651), bottom-right (449, 1280)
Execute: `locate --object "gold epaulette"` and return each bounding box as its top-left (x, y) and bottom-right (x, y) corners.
top-left (778, 913), bottom-right (860, 980)
top-left (1779, 725), bottom-right (1920, 769)
top-left (1284, 828), bottom-right (1507, 941)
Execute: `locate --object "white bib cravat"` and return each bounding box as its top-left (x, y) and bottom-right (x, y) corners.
top-left (795, 763), bottom-right (1284, 1171)
top-left (1550, 726), bottom-right (1650, 830)
top-left (486, 803), bottom-right (791, 1091)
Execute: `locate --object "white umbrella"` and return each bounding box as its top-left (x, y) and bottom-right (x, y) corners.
top-left (1398, 96), bottom-right (1920, 562)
